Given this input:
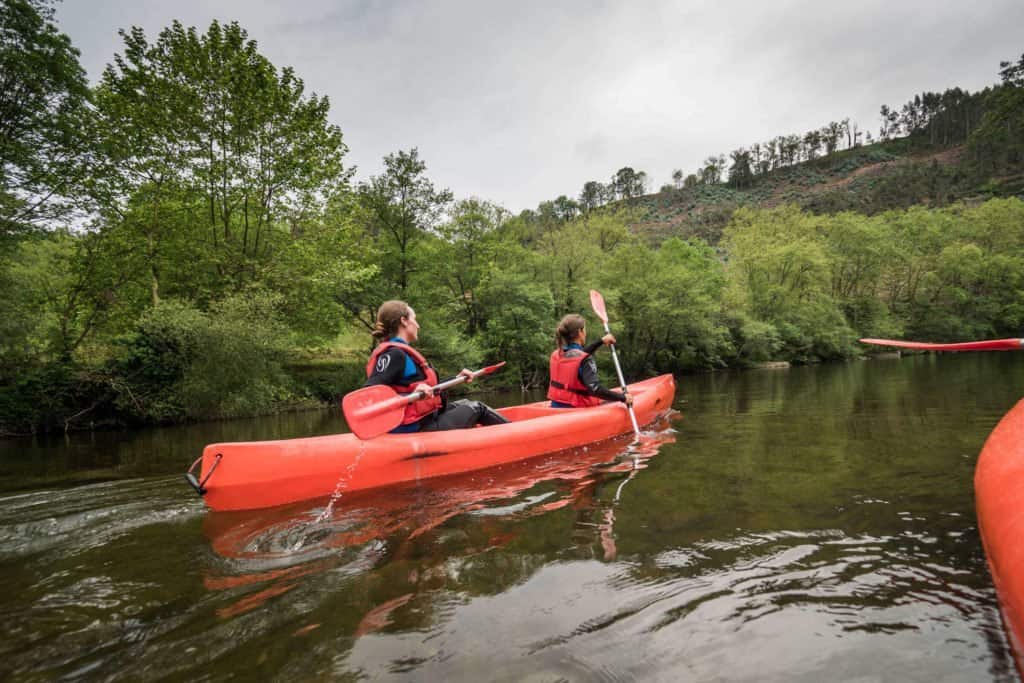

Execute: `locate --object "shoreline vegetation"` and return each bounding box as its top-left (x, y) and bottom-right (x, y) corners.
top-left (0, 351), bottom-right (915, 439)
top-left (2, 2), bottom-right (1023, 435)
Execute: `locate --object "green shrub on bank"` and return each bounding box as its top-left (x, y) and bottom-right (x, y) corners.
top-left (113, 292), bottom-right (296, 420)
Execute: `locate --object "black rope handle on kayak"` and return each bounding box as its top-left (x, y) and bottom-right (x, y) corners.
top-left (184, 453), bottom-right (221, 497)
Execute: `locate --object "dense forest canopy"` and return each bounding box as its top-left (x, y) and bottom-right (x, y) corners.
top-left (1, 0), bottom-right (1022, 433)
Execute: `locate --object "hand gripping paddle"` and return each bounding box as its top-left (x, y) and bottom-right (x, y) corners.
top-left (590, 289), bottom-right (641, 440)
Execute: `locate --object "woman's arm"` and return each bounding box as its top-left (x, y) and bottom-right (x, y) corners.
top-left (578, 357), bottom-right (627, 402)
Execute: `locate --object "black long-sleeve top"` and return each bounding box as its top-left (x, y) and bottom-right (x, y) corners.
top-left (569, 341), bottom-right (627, 402)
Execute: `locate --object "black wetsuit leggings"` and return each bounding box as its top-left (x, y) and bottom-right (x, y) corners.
top-left (418, 400), bottom-right (508, 431)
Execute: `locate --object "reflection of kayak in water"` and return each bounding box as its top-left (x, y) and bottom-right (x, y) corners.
top-left (202, 424), bottom-right (676, 560)
top-left (190, 374), bottom-right (675, 512)
top-left (201, 426), bottom-right (677, 619)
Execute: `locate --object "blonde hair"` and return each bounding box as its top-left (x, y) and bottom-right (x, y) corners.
top-left (555, 314), bottom-right (586, 347)
top-left (372, 300), bottom-right (412, 342)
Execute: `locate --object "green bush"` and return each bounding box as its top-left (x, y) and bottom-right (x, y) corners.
top-left (181, 292), bottom-right (294, 417)
top-left (112, 292), bottom-right (296, 420)
top-left (734, 317), bottom-right (783, 363)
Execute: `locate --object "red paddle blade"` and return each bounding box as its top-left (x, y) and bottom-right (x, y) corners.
top-left (589, 289), bottom-right (608, 324)
top-left (860, 338), bottom-right (1024, 352)
top-left (479, 361), bottom-right (506, 375)
top-left (342, 384), bottom-right (407, 439)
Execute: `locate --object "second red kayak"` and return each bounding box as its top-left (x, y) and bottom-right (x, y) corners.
top-left (189, 374), bottom-right (676, 511)
top-left (975, 397), bottom-right (1024, 676)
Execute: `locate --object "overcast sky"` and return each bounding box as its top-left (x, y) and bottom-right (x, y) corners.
top-left (55, 0), bottom-right (1024, 212)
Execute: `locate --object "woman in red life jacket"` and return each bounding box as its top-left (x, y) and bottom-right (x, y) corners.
top-left (364, 300), bottom-right (509, 434)
top-left (548, 313), bottom-right (633, 409)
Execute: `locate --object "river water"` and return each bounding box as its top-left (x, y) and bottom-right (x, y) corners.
top-left (0, 354), bottom-right (1020, 681)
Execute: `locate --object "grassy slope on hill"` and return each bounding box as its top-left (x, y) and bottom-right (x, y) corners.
top-left (622, 138), bottom-right (1024, 245)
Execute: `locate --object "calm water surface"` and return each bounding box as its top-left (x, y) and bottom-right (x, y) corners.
top-left (0, 354), bottom-right (1021, 681)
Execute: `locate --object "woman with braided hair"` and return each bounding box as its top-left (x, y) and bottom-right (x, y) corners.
top-left (363, 300), bottom-right (509, 434)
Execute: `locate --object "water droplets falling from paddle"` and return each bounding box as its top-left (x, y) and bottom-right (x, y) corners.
top-left (306, 441), bottom-right (368, 535)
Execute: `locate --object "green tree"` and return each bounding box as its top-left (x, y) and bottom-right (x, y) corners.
top-left (728, 149), bottom-right (753, 189)
top-left (425, 198), bottom-right (509, 335)
top-left (601, 239), bottom-right (730, 373)
top-left (611, 167), bottom-right (647, 199)
top-left (584, 209), bottom-right (634, 252)
top-left (476, 268), bottom-right (554, 389)
top-left (0, 0), bottom-right (92, 236)
top-left (818, 212), bottom-right (897, 336)
top-left (579, 181), bottom-right (603, 212)
top-left (94, 20), bottom-right (350, 304)
top-left (969, 52), bottom-right (1024, 171)
top-left (357, 148), bottom-right (453, 295)
top-left (0, 230), bottom-right (135, 363)
top-left (263, 189), bottom-right (378, 341)
top-left (724, 206), bottom-right (856, 359)
top-left (699, 155), bottom-right (725, 185)
top-left (552, 195), bottom-right (579, 221)
top-left (537, 220), bottom-right (605, 313)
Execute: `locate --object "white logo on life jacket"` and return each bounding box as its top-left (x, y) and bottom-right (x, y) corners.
top-left (375, 355), bottom-right (391, 373)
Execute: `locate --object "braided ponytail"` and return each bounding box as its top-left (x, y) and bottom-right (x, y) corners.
top-left (372, 300), bottom-right (412, 343)
top-left (555, 314), bottom-right (587, 347)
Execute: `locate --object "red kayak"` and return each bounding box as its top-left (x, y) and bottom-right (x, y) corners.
top-left (975, 397), bottom-right (1024, 676)
top-left (188, 374), bottom-right (676, 512)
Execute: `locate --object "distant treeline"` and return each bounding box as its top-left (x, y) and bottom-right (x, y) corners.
top-left (1, 0), bottom-right (1022, 433)
top-left (522, 53), bottom-right (1024, 221)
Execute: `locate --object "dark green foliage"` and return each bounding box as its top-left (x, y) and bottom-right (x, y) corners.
top-left (0, 362), bottom-right (107, 434)
top-left (112, 294), bottom-right (295, 420)
top-left (475, 270), bottom-right (554, 389)
top-left (969, 53), bottom-right (1024, 173)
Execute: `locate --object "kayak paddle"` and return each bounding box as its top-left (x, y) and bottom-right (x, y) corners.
top-left (590, 289), bottom-right (642, 440)
top-left (860, 338), bottom-right (1024, 352)
top-left (342, 362), bottom-right (506, 440)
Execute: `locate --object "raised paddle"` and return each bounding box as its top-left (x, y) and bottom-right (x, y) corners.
top-left (860, 338), bottom-right (1024, 352)
top-left (342, 362), bottom-right (506, 440)
top-left (590, 289), bottom-right (642, 440)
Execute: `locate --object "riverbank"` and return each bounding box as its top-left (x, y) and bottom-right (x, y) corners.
top-left (1, 346), bottom-right (918, 437)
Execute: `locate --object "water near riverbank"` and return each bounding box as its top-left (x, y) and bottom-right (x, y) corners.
top-left (0, 353), bottom-right (1020, 680)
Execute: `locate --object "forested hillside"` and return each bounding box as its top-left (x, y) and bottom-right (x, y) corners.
top-left (2, 0), bottom-right (1022, 433)
top-left (516, 66), bottom-right (1023, 244)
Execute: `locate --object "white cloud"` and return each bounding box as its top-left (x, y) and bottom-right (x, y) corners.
top-left (55, 0), bottom-right (1024, 212)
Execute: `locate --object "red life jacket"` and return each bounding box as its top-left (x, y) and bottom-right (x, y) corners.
top-left (365, 341), bottom-right (442, 424)
top-left (547, 347), bottom-right (602, 407)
